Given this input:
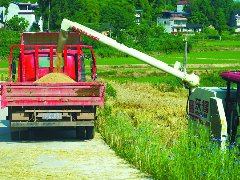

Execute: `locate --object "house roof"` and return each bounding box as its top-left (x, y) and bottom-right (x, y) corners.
top-left (176, 0), bottom-right (188, 5)
top-left (14, 2), bottom-right (38, 7)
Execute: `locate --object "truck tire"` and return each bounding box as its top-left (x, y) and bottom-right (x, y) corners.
top-left (11, 128), bottom-right (19, 141)
top-left (11, 128), bottom-right (29, 141)
top-left (76, 126), bottom-right (86, 140)
top-left (86, 126), bottom-right (95, 140)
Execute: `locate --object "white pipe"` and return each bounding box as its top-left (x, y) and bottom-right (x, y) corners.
top-left (61, 18), bottom-right (200, 88)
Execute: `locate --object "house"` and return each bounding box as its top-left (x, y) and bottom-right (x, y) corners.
top-left (157, 0), bottom-right (201, 34)
top-left (230, 11), bottom-right (240, 32)
top-left (157, 11), bottom-right (189, 33)
top-left (135, 9), bottom-right (143, 25)
top-left (0, 1), bottom-right (43, 31)
top-left (235, 14), bottom-right (240, 32)
top-left (176, 0), bottom-right (188, 12)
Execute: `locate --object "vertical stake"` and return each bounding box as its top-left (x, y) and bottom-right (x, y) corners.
top-left (184, 37), bottom-right (187, 75)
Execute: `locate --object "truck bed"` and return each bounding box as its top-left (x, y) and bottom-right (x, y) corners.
top-left (0, 82), bottom-right (105, 109)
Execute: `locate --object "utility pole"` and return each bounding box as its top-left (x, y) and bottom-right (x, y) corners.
top-left (184, 37), bottom-right (187, 74)
top-left (48, 0), bottom-right (50, 31)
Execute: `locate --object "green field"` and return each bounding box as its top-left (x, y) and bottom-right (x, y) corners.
top-left (193, 40), bottom-right (240, 51)
top-left (96, 50), bottom-right (240, 66)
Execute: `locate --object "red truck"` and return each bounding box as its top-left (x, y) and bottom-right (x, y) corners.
top-left (0, 32), bottom-right (105, 140)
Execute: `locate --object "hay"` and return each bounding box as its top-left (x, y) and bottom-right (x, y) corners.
top-left (34, 73), bottom-right (76, 83)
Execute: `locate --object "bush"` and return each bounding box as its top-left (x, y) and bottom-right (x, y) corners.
top-left (0, 30), bottom-right (20, 57)
top-left (6, 15), bottom-right (29, 32)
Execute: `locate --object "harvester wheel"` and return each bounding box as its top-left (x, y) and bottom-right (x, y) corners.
top-left (86, 126), bottom-right (95, 140)
top-left (76, 126), bottom-right (86, 140)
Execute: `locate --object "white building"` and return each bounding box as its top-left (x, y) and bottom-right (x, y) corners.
top-left (0, 2), bottom-right (43, 31)
top-left (157, 0), bottom-right (189, 34)
top-left (177, 0), bottom-right (188, 12)
top-left (235, 14), bottom-right (240, 32)
top-left (157, 11), bottom-right (189, 33)
top-left (157, 0), bottom-right (201, 34)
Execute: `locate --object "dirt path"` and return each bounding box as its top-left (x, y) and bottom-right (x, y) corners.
top-left (0, 112), bottom-right (149, 179)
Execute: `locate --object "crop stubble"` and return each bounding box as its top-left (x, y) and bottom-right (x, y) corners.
top-left (104, 81), bottom-right (188, 145)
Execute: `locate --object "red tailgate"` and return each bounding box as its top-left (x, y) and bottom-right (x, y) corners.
top-left (1, 82), bottom-right (105, 108)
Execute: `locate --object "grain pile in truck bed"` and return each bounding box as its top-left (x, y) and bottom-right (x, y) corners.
top-left (34, 73), bottom-right (76, 83)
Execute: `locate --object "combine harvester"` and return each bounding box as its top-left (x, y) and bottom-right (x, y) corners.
top-left (56, 19), bottom-right (239, 146)
top-left (0, 18), bottom-right (239, 147)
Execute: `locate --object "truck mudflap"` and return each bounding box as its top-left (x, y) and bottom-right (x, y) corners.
top-left (0, 82), bottom-right (105, 108)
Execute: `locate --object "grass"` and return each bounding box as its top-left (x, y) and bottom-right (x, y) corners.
top-left (0, 60), bottom-right (9, 68)
top-left (192, 40), bottom-right (240, 51)
top-left (0, 70), bottom-right (8, 81)
top-left (96, 51), bottom-right (240, 66)
top-left (97, 80), bottom-right (240, 179)
top-left (98, 110), bottom-right (240, 179)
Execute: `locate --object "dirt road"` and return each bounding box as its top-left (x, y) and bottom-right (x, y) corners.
top-left (0, 113), bottom-right (149, 179)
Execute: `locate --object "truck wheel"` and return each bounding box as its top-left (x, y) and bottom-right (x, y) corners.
top-left (76, 126), bottom-right (86, 140)
top-left (11, 128), bottom-right (19, 141)
top-left (11, 128), bottom-right (29, 141)
top-left (86, 126), bottom-right (95, 140)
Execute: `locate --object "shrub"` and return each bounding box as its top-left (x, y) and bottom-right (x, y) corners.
top-left (0, 30), bottom-right (20, 57)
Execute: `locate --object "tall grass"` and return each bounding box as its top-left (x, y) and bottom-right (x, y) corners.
top-left (97, 110), bottom-right (240, 179)
top-left (97, 81), bottom-right (240, 179)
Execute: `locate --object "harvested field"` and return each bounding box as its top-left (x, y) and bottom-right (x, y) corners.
top-left (99, 81), bottom-right (188, 145)
top-left (34, 73), bottom-right (75, 83)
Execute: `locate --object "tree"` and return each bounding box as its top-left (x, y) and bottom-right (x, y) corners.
top-left (37, 0), bottom-right (100, 30)
top-left (214, 8), bottom-right (228, 32)
top-left (6, 15), bottom-right (29, 32)
top-left (0, 0), bottom-right (10, 8)
top-left (71, 0), bottom-right (100, 25)
top-left (0, 0), bottom-right (10, 24)
top-left (100, 0), bottom-right (135, 35)
top-left (186, 0), bottom-right (236, 33)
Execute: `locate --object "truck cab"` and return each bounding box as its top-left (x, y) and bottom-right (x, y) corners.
top-left (10, 32), bottom-right (97, 82)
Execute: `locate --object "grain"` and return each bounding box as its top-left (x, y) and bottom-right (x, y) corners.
top-left (34, 73), bottom-right (75, 83)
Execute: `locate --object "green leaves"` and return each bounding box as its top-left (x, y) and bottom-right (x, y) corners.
top-left (101, 0), bottom-right (135, 30)
top-left (186, 0), bottom-right (236, 33)
top-left (6, 15), bottom-right (29, 32)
